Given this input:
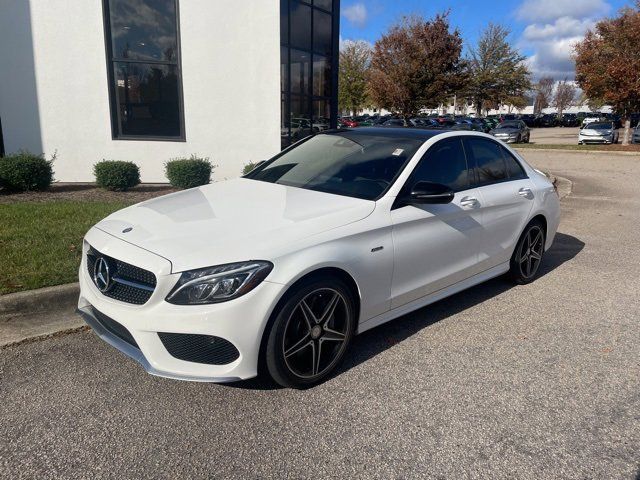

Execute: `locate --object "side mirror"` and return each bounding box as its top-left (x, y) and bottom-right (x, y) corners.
top-left (409, 181), bottom-right (455, 204)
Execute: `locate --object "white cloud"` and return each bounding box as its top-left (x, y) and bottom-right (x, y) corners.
top-left (522, 17), bottom-right (596, 41)
top-left (343, 3), bottom-right (368, 28)
top-left (516, 0), bottom-right (610, 22)
top-left (517, 0), bottom-right (611, 80)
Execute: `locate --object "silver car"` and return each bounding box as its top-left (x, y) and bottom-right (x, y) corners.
top-left (578, 122), bottom-right (619, 145)
top-left (489, 120), bottom-right (530, 144)
top-left (632, 124), bottom-right (640, 144)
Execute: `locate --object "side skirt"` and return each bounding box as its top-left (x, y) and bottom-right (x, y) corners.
top-left (356, 262), bottom-right (510, 334)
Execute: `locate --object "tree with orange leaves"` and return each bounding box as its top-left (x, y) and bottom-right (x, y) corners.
top-left (574, 2), bottom-right (640, 144)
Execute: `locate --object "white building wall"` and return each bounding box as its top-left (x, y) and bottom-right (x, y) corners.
top-left (0, 0), bottom-right (281, 182)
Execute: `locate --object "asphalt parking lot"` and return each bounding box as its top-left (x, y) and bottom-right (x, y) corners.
top-left (1, 150), bottom-right (639, 479)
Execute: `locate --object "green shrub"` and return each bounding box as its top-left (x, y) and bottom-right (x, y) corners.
top-left (165, 155), bottom-right (213, 189)
top-left (94, 160), bottom-right (140, 191)
top-left (242, 162), bottom-right (258, 175)
top-left (0, 151), bottom-right (54, 192)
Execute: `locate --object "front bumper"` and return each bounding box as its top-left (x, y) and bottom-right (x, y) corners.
top-left (494, 135), bottom-right (518, 143)
top-left (579, 135), bottom-right (613, 144)
top-left (78, 227), bottom-right (286, 382)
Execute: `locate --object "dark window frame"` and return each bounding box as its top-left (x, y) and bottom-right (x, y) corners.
top-left (280, 0), bottom-right (340, 148)
top-left (102, 0), bottom-right (186, 142)
top-left (399, 138), bottom-right (473, 197)
top-left (0, 115), bottom-right (4, 157)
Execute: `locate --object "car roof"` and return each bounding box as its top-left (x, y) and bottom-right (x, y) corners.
top-left (329, 127), bottom-right (450, 140)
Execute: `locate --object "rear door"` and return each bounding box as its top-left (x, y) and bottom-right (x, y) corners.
top-left (390, 137), bottom-right (483, 308)
top-left (464, 137), bottom-right (535, 270)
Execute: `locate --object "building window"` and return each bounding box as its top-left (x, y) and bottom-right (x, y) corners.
top-left (103, 0), bottom-right (185, 140)
top-left (281, 0), bottom-right (339, 148)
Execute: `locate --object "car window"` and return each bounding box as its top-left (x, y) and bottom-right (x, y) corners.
top-left (248, 133), bottom-right (424, 200)
top-left (466, 138), bottom-right (508, 186)
top-left (500, 147), bottom-right (528, 180)
top-left (404, 138), bottom-right (469, 192)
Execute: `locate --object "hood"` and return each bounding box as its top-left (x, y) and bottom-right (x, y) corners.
top-left (95, 178), bottom-right (375, 272)
top-left (492, 128), bottom-right (519, 135)
top-left (581, 128), bottom-right (611, 136)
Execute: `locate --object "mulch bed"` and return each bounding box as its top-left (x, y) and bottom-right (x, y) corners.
top-left (0, 183), bottom-right (178, 204)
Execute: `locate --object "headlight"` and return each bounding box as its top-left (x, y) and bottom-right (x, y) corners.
top-left (166, 261), bottom-right (273, 305)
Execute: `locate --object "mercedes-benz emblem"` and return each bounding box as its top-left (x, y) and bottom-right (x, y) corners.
top-left (93, 257), bottom-right (112, 292)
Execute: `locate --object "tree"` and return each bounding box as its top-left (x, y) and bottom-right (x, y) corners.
top-left (368, 13), bottom-right (466, 122)
top-left (574, 2), bottom-right (640, 143)
top-left (554, 79), bottom-right (577, 118)
top-left (533, 77), bottom-right (555, 114)
top-left (338, 40), bottom-right (372, 116)
top-left (467, 24), bottom-right (531, 115)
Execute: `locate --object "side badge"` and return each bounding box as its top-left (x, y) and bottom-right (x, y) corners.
top-left (122, 227), bottom-right (133, 233)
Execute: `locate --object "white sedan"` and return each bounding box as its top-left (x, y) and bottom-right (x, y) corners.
top-left (578, 121), bottom-right (619, 144)
top-left (78, 129), bottom-right (560, 388)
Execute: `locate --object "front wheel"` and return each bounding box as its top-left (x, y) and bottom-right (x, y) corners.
top-left (265, 277), bottom-right (355, 388)
top-left (509, 221), bottom-right (546, 285)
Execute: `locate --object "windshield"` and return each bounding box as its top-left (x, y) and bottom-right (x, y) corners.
top-left (246, 133), bottom-right (424, 200)
top-left (587, 123), bottom-right (612, 130)
top-left (497, 121), bottom-right (520, 129)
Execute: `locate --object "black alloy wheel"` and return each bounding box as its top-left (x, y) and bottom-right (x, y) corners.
top-left (510, 220), bottom-right (546, 284)
top-left (265, 277), bottom-right (355, 388)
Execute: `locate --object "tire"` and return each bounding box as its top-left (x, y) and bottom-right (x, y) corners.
top-left (265, 276), bottom-right (356, 388)
top-left (509, 220), bottom-right (546, 285)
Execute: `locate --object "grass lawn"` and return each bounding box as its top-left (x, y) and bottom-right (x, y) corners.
top-left (514, 143), bottom-right (640, 152)
top-left (0, 201), bottom-right (132, 294)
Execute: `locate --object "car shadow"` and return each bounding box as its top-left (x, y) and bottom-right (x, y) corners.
top-left (228, 232), bottom-right (585, 391)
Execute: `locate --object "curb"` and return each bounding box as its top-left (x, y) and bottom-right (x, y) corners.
top-left (514, 147), bottom-right (640, 156)
top-left (0, 283), bottom-right (83, 348)
top-left (0, 283), bottom-right (79, 316)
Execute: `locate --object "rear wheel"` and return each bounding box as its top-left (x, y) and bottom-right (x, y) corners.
top-left (265, 277), bottom-right (355, 388)
top-left (509, 220), bottom-right (546, 285)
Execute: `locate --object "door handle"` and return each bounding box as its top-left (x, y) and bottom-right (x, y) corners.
top-left (460, 196), bottom-right (479, 208)
top-left (518, 188), bottom-right (534, 199)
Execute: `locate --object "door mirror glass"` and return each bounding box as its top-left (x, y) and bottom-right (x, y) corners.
top-left (409, 181), bottom-right (454, 204)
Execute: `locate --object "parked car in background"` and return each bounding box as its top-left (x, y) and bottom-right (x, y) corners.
top-left (520, 114), bottom-right (537, 128)
top-left (490, 120), bottom-right (530, 143)
top-left (578, 121), bottom-right (619, 144)
top-left (340, 117), bottom-right (358, 128)
top-left (581, 115), bottom-right (603, 128)
top-left (355, 116), bottom-right (375, 127)
top-left (629, 113), bottom-right (640, 127)
top-left (560, 113), bottom-right (580, 127)
top-left (632, 124), bottom-right (640, 144)
top-left (538, 114), bottom-right (558, 128)
top-left (78, 128), bottom-right (560, 388)
top-left (382, 118), bottom-right (406, 127)
top-left (452, 119), bottom-right (484, 132)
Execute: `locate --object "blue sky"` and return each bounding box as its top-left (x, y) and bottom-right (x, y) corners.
top-left (340, 0), bottom-right (633, 79)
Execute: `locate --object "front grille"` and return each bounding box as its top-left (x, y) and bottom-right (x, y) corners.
top-left (87, 247), bottom-right (156, 305)
top-left (91, 307), bottom-right (139, 349)
top-left (158, 333), bottom-right (240, 365)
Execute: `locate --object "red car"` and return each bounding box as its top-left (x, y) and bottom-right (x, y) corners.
top-left (340, 117), bottom-right (358, 128)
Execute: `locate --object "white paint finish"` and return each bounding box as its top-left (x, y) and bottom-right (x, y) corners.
top-left (78, 131), bottom-right (561, 382)
top-left (475, 179), bottom-right (536, 270)
top-left (94, 178), bottom-right (376, 273)
top-left (390, 187), bottom-right (484, 308)
top-left (0, 0), bottom-right (280, 182)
